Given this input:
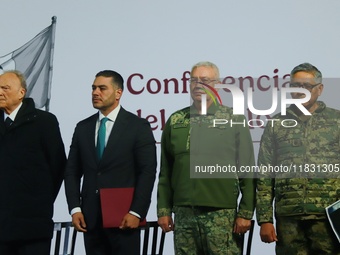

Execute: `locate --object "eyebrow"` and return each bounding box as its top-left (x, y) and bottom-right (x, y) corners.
top-left (92, 84), bottom-right (108, 88)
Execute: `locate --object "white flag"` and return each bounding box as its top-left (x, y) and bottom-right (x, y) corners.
top-left (0, 17), bottom-right (57, 110)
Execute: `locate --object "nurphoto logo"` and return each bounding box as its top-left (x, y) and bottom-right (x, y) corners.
top-left (197, 80), bottom-right (312, 128)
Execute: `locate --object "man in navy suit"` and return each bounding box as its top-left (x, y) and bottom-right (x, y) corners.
top-left (64, 70), bottom-right (157, 254)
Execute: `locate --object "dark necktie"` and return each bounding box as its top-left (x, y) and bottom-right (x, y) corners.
top-left (97, 117), bottom-right (109, 160)
top-left (5, 117), bottom-right (13, 130)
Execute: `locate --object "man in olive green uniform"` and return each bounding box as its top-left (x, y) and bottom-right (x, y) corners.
top-left (256, 62), bottom-right (340, 255)
top-left (157, 61), bottom-right (255, 255)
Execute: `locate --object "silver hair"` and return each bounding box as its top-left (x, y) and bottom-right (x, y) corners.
top-left (191, 61), bottom-right (220, 79)
top-left (290, 62), bottom-right (322, 84)
top-left (3, 70), bottom-right (27, 91)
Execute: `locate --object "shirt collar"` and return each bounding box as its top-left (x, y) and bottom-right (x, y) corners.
top-left (98, 104), bottom-right (121, 122)
top-left (190, 102), bottom-right (219, 116)
top-left (4, 102), bottom-right (23, 121)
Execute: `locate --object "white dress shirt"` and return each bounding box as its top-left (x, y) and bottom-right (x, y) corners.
top-left (3, 102), bottom-right (22, 121)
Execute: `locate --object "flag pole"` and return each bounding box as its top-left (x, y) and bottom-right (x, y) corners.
top-left (46, 16), bottom-right (57, 112)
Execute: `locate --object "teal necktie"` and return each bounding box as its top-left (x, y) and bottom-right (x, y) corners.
top-left (97, 117), bottom-right (109, 160)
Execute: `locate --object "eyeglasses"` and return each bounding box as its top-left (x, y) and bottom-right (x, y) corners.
top-left (289, 82), bottom-right (321, 91)
top-left (189, 78), bottom-right (217, 85)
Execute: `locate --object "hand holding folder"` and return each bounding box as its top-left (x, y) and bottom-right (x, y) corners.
top-left (100, 187), bottom-right (146, 228)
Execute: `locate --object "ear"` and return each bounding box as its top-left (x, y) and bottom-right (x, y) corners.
top-left (317, 84), bottom-right (324, 96)
top-left (18, 88), bottom-right (26, 100)
top-left (115, 88), bottom-right (123, 100)
top-left (214, 80), bottom-right (221, 92)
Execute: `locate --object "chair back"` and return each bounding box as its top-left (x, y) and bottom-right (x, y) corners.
top-left (240, 219), bottom-right (255, 255)
top-left (52, 222), bottom-right (77, 255)
top-left (141, 221), bottom-right (166, 255)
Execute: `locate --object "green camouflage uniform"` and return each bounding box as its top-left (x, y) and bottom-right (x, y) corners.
top-left (158, 103), bottom-right (255, 255)
top-left (173, 207), bottom-right (242, 255)
top-left (256, 101), bottom-right (340, 255)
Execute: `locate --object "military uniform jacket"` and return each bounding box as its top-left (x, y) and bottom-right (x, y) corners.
top-left (157, 103), bottom-right (255, 219)
top-left (256, 101), bottom-right (340, 224)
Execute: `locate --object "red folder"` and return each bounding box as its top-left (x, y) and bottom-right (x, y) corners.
top-left (99, 187), bottom-right (146, 228)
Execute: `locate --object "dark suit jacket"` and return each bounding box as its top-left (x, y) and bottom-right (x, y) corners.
top-left (64, 107), bottom-right (157, 230)
top-left (0, 98), bottom-right (66, 241)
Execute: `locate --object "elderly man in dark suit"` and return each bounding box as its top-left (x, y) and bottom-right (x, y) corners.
top-left (64, 70), bottom-right (157, 255)
top-left (0, 70), bottom-right (66, 255)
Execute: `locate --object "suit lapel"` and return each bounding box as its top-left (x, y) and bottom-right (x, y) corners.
top-left (85, 114), bottom-right (98, 162)
top-left (101, 108), bottom-right (129, 160)
top-left (0, 111), bottom-right (6, 135)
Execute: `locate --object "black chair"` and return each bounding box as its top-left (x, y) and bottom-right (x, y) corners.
top-left (141, 221), bottom-right (166, 255)
top-left (52, 222), bottom-right (77, 255)
top-left (240, 219), bottom-right (255, 255)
